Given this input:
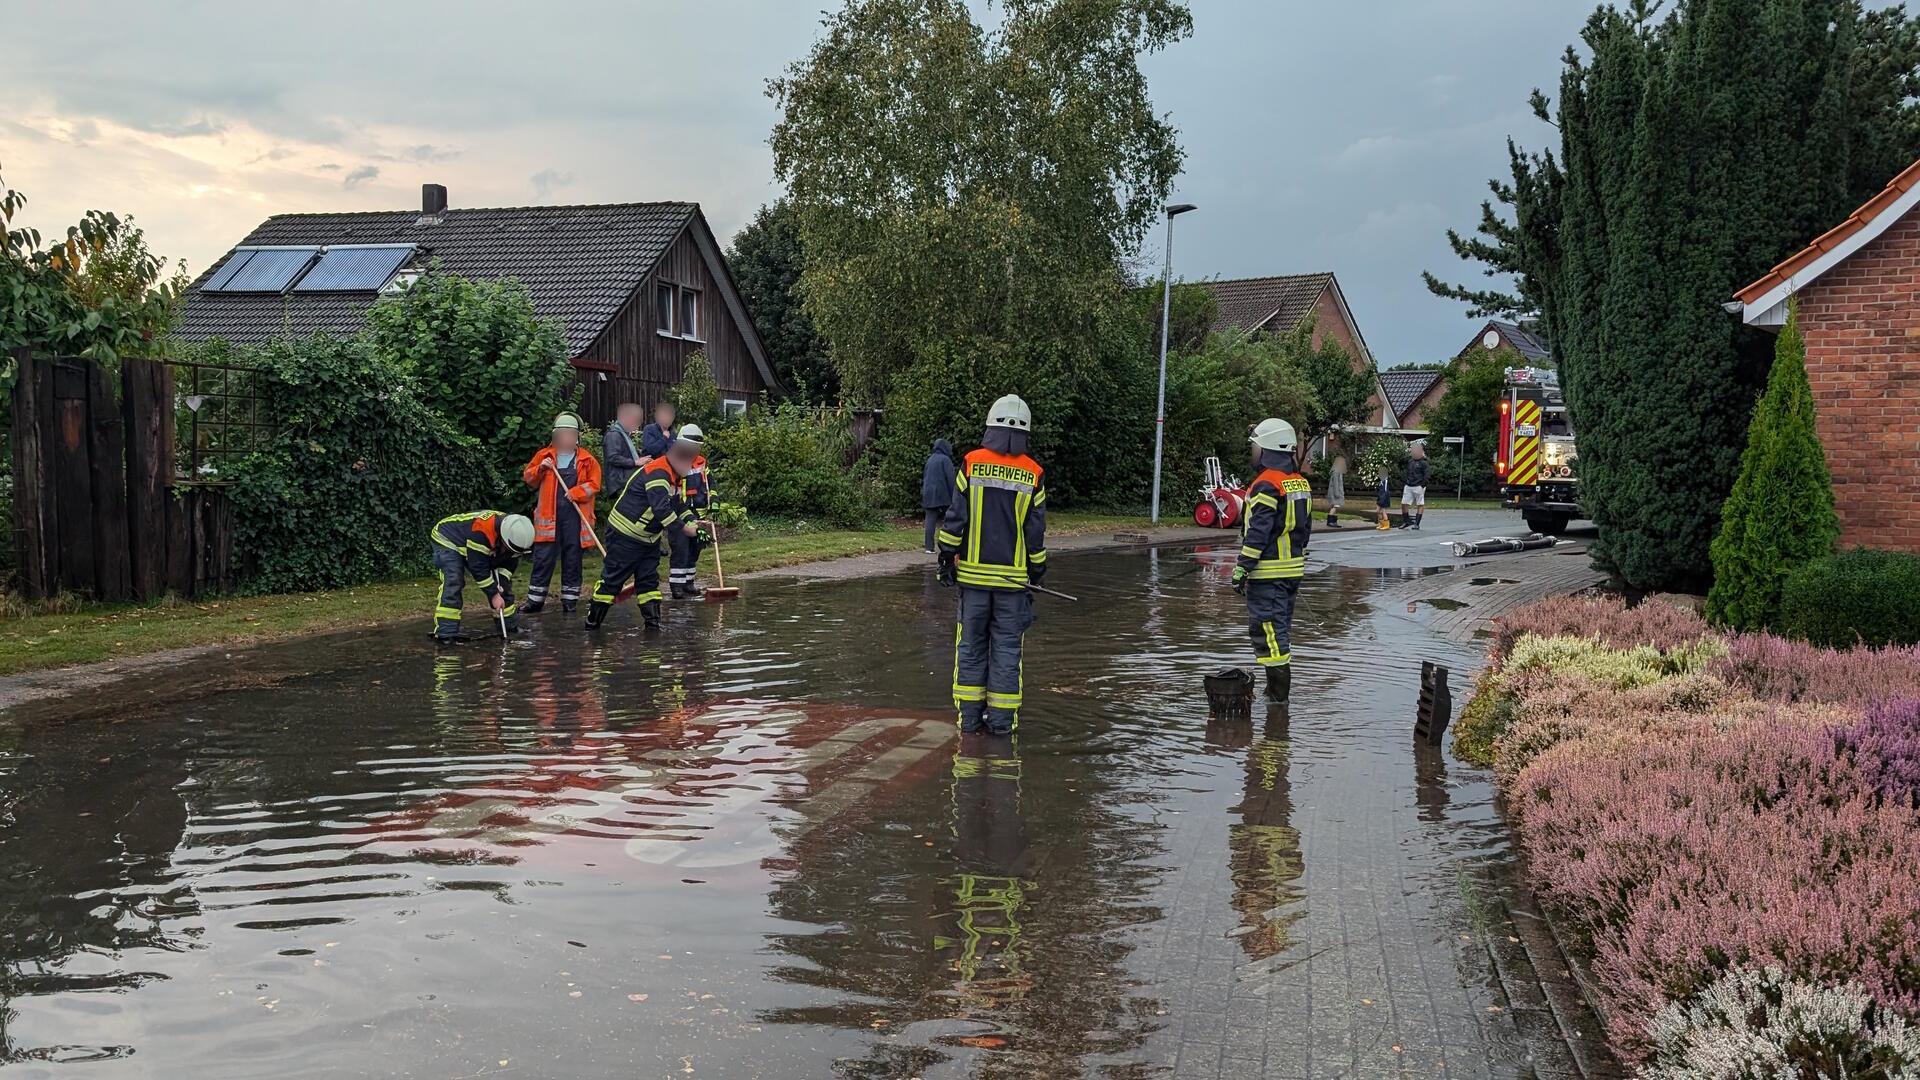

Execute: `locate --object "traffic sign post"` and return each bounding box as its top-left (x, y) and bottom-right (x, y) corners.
top-left (1443, 435), bottom-right (1466, 501)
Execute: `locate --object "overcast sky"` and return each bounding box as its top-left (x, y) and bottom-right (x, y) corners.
top-left (4, 1), bottom-right (1581, 368)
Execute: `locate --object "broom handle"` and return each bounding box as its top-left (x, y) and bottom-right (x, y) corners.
top-left (547, 459), bottom-right (607, 557)
top-left (703, 474), bottom-right (725, 589)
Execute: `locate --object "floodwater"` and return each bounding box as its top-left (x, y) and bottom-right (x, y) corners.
top-left (0, 545), bottom-right (1607, 1079)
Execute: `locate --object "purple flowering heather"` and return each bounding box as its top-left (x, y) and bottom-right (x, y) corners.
top-left (1487, 595), bottom-right (1714, 666)
top-left (1716, 634), bottom-right (1920, 707)
top-left (1834, 698), bottom-right (1920, 808)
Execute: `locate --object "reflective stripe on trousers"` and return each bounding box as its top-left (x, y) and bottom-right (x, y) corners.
top-left (591, 532), bottom-right (663, 607)
top-left (527, 503), bottom-right (584, 602)
top-left (668, 526), bottom-right (704, 586)
top-left (433, 546), bottom-right (518, 636)
top-left (1246, 578), bottom-right (1298, 668)
top-left (952, 586), bottom-right (1033, 733)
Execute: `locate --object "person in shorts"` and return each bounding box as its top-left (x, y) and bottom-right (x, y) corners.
top-left (1399, 441), bottom-right (1429, 529)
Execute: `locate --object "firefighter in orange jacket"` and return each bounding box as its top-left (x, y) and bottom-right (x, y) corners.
top-left (520, 413), bottom-right (602, 614)
top-left (586, 432), bottom-right (701, 632)
top-left (937, 395), bottom-right (1046, 736)
top-left (1232, 418), bottom-right (1312, 703)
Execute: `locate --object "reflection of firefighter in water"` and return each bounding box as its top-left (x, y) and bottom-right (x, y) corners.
top-left (936, 737), bottom-right (1035, 1009)
top-left (1226, 708), bottom-right (1304, 960)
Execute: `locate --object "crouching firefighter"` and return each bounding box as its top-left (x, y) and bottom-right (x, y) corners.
top-left (1232, 419), bottom-right (1312, 702)
top-left (937, 395), bottom-right (1046, 736)
top-left (668, 423), bottom-right (710, 599)
top-left (586, 430), bottom-right (701, 632)
top-left (430, 511), bottom-right (535, 642)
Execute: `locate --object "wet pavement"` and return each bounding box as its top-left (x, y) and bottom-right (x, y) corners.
top-left (0, 528), bottom-right (1617, 1078)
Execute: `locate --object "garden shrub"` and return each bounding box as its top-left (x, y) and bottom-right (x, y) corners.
top-left (1488, 595), bottom-right (1712, 665)
top-left (1706, 306), bottom-right (1839, 632)
top-left (706, 405), bottom-right (875, 527)
top-left (1777, 548), bottom-right (1920, 649)
top-left (1644, 967), bottom-right (1920, 1079)
top-left (670, 350), bottom-right (721, 423)
top-left (228, 334), bottom-right (491, 593)
top-left (1716, 634), bottom-right (1920, 708)
top-left (364, 267), bottom-right (576, 497)
top-left (1835, 699), bottom-right (1920, 809)
top-left (1454, 669), bottom-right (1520, 766)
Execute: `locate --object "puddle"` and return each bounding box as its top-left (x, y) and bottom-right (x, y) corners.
top-left (0, 548), bottom-right (1602, 1076)
top-left (1467, 577), bottom-right (1521, 587)
top-left (1413, 597), bottom-right (1471, 611)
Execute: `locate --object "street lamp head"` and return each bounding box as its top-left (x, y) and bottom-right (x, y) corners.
top-left (1165, 203), bottom-right (1197, 217)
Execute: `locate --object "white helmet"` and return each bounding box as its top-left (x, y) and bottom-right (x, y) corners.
top-left (500, 514), bottom-right (535, 554)
top-left (1250, 418), bottom-right (1298, 452)
top-left (987, 394), bottom-right (1031, 432)
top-left (552, 412), bottom-right (580, 432)
top-left (677, 423), bottom-right (704, 447)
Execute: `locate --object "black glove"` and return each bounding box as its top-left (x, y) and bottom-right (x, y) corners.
top-left (1028, 564), bottom-right (1046, 588)
top-left (937, 551), bottom-right (957, 587)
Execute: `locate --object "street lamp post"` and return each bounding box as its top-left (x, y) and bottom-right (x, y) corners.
top-left (1150, 202), bottom-right (1198, 525)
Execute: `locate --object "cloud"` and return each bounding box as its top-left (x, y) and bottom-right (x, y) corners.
top-left (531, 168), bottom-right (577, 199)
top-left (247, 146), bottom-right (298, 165)
top-left (342, 164), bottom-right (380, 189)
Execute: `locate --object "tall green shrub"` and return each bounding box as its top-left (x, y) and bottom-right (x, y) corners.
top-left (706, 405), bottom-right (873, 527)
top-left (1706, 307), bottom-right (1838, 629)
top-left (1426, 0), bottom-right (1920, 591)
top-left (229, 334), bottom-right (491, 593)
top-left (670, 350), bottom-right (721, 423)
top-left (363, 266), bottom-right (575, 495)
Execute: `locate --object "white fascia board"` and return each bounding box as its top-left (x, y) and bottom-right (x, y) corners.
top-left (1740, 181), bottom-right (1920, 325)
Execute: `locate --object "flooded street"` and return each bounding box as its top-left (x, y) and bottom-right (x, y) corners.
top-left (0, 538), bottom-right (1612, 1078)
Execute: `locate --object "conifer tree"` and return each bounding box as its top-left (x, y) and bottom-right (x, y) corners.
top-left (1705, 306), bottom-right (1839, 629)
top-left (1427, 0), bottom-right (1920, 591)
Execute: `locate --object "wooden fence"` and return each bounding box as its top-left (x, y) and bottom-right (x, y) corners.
top-left (9, 351), bottom-right (238, 602)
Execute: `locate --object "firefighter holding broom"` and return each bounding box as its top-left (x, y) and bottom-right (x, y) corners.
top-left (1232, 418), bottom-right (1311, 703)
top-left (586, 429), bottom-right (703, 632)
top-left (520, 412), bottom-right (602, 614)
top-left (668, 423), bottom-right (711, 599)
top-left (937, 395), bottom-right (1047, 736)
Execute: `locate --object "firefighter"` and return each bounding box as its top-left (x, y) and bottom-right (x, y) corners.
top-left (937, 395), bottom-right (1046, 736)
top-left (667, 423), bottom-right (710, 599)
top-left (520, 413), bottom-right (602, 613)
top-left (586, 430), bottom-right (701, 632)
top-left (430, 510), bottom-right (534, 643)
top-left (1232, 418), bottom-right (1312, 703)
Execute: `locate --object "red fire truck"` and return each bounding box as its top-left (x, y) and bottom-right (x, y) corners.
top-left (1496, 366), bottom-right (1582, 536)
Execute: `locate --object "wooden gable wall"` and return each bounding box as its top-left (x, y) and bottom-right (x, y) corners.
top-left (574, 223), bottom-right (766, 427)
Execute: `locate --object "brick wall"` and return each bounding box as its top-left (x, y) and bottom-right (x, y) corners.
top-left (1794, 211), bottom-right (1920, 553)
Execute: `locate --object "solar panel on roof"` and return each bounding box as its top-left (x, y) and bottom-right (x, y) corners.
top-left (292, 244), bottom-right (415, 293)
top-left (215, 247), bottom-right (318, 293)
top-left (201, 250), bottom-right (259, 291)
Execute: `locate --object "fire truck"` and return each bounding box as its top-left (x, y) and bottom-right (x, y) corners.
top-left (1495, 366), bottom-right (1582, 536)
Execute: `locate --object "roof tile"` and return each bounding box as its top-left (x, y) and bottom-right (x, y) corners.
top-left (1196, 273), bottom-right (1334, 336)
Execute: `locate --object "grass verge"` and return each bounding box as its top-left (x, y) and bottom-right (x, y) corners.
top-left (0, 511), bottom-right (1151, 678)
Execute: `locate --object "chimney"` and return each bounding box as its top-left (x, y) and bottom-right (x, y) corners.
top-left (422, 183), bottom-right (448, 215)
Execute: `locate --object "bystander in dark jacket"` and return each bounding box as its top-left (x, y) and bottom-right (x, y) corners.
top-left (920, 439), bottom-right (957, 553)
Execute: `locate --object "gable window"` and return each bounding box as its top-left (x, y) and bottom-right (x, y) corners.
top-left (679, 288), bottom-right (702, 341)
top-left (656, 283), bottom-right (675, 334)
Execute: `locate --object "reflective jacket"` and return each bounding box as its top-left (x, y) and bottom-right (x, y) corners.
top-left (1238, 466), bottom-right (1312, 580)
top-left (680, 455), bottom-right (710, 513)
top-left (607, 456), bottom-right (688, 542)
top-left (937, 448), bottom-right (1047, 590)
top-left (521, 447), bottom-right (601, 546)
top-left (432, 511), bottom-right (521, 600)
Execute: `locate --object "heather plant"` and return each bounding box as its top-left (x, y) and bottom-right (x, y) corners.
top-left (1492, 672), bottom-right (1751, 789)
top-left (1487, 594), bottom-right (1713, 666)
top-left (1644, 967), bottom-right (1920, 1079)
top-left (1502, 634), bottom-right (1726, 688)
top-left (1836, 699), bottom-right (1920, 810)
top-left (1717, 635), bottom-right (1920, 708)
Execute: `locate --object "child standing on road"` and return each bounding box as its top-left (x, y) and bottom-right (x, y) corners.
top-left (1375, 470), bottom-right (1392, 530)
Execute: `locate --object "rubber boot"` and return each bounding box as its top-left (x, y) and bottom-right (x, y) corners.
top-left (640, 600), bottom-right (663, 631)
top-left (683, 582), bottom-right (705, 598)
top-left (562, 599), bottom-right (576, 614)
top-left (1265, 665), bottom-right (1291, 703)
top-left (670, 583), bottom-right (689, 600)
top-left (521, 597), bottom-right (546, 614)
top-left (584, 600), bottom-right (610, 630)
top-left (1376, 513), bottom-right (1391, 531)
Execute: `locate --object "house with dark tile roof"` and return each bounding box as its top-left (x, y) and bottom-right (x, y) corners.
top-left (176, 184), bottom-right (777, 426)
top-left (1460, 318), bottom-right (1552, 366)
top-left (1195, 272), bottom-right (1399, 427)
top-left (1378, 367), bottom-right (1445, 431)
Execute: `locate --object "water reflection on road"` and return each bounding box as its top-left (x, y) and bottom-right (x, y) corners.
top-left (0, 546), bottom-right (1595, 1078)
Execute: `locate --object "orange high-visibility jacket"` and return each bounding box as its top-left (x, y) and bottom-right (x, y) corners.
top-left (521, 447), bottom-right (601, 547)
